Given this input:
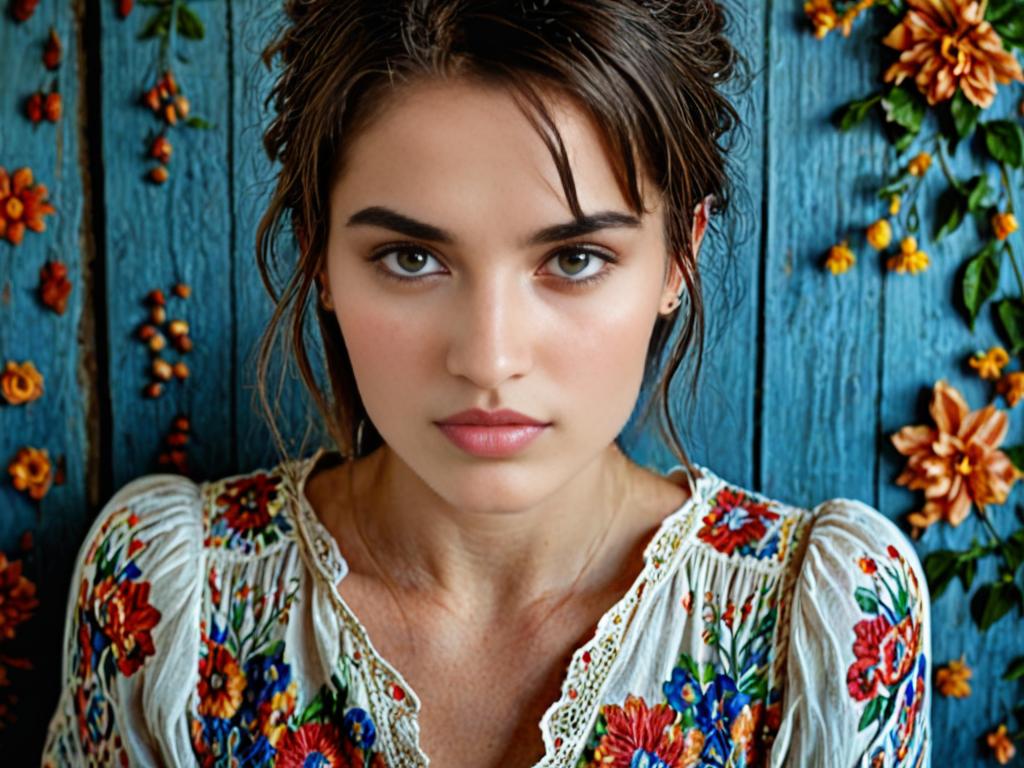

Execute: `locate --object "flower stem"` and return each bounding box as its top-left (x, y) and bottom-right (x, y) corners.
top-left (977, 505), bottom-right (1015, 573)
top-left (935, 136), bottom-right (966, 195)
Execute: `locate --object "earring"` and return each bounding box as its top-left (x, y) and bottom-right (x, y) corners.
top-left (664, 294), bottom-right (682, 314)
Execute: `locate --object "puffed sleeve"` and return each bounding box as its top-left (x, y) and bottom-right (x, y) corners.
top-left (41, 473), bottom-right (206, 768)
top-left (770, 497), bottom-right (931, 768)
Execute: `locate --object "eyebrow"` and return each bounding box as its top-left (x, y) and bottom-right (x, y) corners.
top-left (346, 205), bottom-right (642, 248)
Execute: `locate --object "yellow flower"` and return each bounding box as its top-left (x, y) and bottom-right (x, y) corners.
top-left (825, 240), bottom-right (855, 274)
top-left (987, 724), bottom-right (1016, 765)
top-left (935, 656), bottom-right (972, 698)
top-left (997, 371), bottom-right (1024, 407)
top-left (993, 211), bottom-right (1019, 241)
top-left (0, 360), bottom-right (43, 405)
top-left (908, 152), bottom-right (932, 176)
top-left (866, 219), bottom-right (893, 250)
top-left (889, 194), bottom-right (902, 215)
top-left (804, 0), bottom-right (838, 39)
top-left (7, 446), bottom-right (53, 501)
top-left (886, 236), bottom-right (929, 274)
top-left (969, 346), bottom-right (1010, 380)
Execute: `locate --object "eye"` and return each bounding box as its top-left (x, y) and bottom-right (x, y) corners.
top-left (369, 245), bottom-right (447, 282)
top-left (543, 247), bottom-right (618, 288)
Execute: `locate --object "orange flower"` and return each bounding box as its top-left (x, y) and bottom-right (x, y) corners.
top-left (867, 219), bottom-right (893, 250)
top-left (987, 724), bottom-right (1016, 765)
top-left (0, 554), bottom-right (38, 642)
top-left (993, 212), bottom-right (1019, 241)
top-left (804, 0), bottom-right (874, 38)
top-left (997, 371), bottom-right (1024, 407)
top-left (7, 447), bottom-right (53, 501)
top-left (935, 656), bottom-right (972, 698)
top-left (882, 0), bottom-right (1024, 109)
top-left (908, 151), bottom-right (932, 177)
top-left (43, 28), bottom-right (63, 70)
top-left (890, 379), bottom-right (1020, 530)
top-left (886, 236), bottom-right (929, 274)
top-left (0, 167), bottom-right (56, 246)
top-left (0, 361), bottom-right (44, 405)
top-left (968, 346), bottom-right (1010, 380)
top-left (39, 260), bottom-right (72, 314)
top-left (825, 240), bottom-right (856, 274)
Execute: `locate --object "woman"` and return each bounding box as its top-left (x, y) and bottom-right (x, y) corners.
top-left (42, 1), bottom-right (930, 766)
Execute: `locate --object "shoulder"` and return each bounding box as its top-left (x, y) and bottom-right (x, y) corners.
top-left (689, 467), bottom-right (812, 565)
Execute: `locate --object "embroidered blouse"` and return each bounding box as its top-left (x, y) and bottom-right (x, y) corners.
top-left (41, 447), bottom-right (931, 768)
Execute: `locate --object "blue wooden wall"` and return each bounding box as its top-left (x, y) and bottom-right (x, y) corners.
top-left (1, 0), bottom-right (1019, 763)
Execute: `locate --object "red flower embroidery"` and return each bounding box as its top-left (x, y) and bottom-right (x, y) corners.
top-left (878, 615), bottom-right (919, 686)
top-left (276, 723), bottom-right (344, 767)
top-left (197, 640), bottom-right (246, 719)
top-left (847, 615), bottom-right (890, 701)
top-left (216, 473), bottom-right (281, 533)
top-left (697, 488), bottom-right (780, 556)
top-left (92, 574), bottom-right (161, 676)
top-left (592, 694), bottom-right (701, 767)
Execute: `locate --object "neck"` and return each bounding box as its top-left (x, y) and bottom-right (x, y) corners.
top-left (347, 443), bottom-right (643, 623)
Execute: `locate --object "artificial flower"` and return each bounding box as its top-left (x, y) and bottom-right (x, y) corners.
top-left (0, 361), bottom-right (44, 405)
top-left (890, 379), bottom-right (1020, 530)
top-left (882, 0), bottom-right (1024, 108)
top-left (968, 346), bottom-right (1009, 380)
top-left (866, 218), bottom-right (893, 249)
top-left (997, 371), bottom-right (1024, 407)
top-left (825, 240), bottom-right (856, 274)
top-left (935, 656), bottom-right (972, 698)
top-left (993, 211), bottom-right (1019, 241)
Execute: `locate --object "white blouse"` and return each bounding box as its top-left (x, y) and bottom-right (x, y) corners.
top-left (41, 447), bottom-right (931, 767)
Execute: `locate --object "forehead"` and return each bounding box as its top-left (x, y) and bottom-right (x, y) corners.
top-left (330, 77), bottom-right (654, 230)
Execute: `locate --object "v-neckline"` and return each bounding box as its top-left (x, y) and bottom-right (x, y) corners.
top-left (287, 446), bottom-right (717, 767)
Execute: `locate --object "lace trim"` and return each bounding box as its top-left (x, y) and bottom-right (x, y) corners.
top-left (286, 447), bottom-right (718, 767)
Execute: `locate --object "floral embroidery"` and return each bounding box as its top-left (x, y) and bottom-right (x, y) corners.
top-left (697, 486), bottom-right (782, 559)
top-left (845, 544), bottom-right (927, 765)
top-left (578, 578), bottom-right (782, 767)
top-left (70, 508), bottom-right (162, 765)
top-left (190, 564), bottom-right (388, 767)
top-left (203, 472), bottom-right (293, 554)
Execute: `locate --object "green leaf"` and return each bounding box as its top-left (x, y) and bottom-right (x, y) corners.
top-left (958, 557), bottom-right (977, 592)
top-left (971, 581), bottom-right (1021, 630)
top-left (858, 695), bottom-right (884, 731)
top-left (924, 550), bottom-right (959, 598)
top-left (1007, 530), bottom-right (1024, 573)
top-left (983, 120), bottom-right (1024, 168)
top-left (877, 181), bottom-right (909, 200)
top-left (961, 241), bottom-right (1001, 331)
top-left (185, 115), bottom-right (214, 129)
top-left (137, 7), bottom-right (171, 39)
top-left (893, 129), bottom-right (916, 153)
top-left (997, 297), bottom-right (1024, 355)
top-left (1006, 445), bottom-right (1024, 473)
top-left (965, 174), bottom-right (994, 214)
top-left (935, 186), bottom-right (967, 240)
top-left (836, 93), bottom-right (883, 132)
top-left (951, 89), bottom-right (980, 139)
top-left (990, 1), bottom-right (1024, 48)
top-left (882, 85), bottom-right (926, 135)
top-left (175, 4), bottom-right (206, 40)
top-left (854, 586), bottom-right (880, 614)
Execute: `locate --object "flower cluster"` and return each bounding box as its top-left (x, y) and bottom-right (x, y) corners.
top-left (0, 167), bottom-right (56, 247)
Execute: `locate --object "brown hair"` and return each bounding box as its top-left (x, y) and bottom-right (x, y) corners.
top-left (255, 0), bottom-right (748, 477)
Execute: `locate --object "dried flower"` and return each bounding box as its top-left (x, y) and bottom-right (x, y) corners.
top-left (882, 0), bottom-right (1024, 108)
top-left (43, 28), bottom-right (62, 70)
top-left (168, 319), bottom-right (189, 337)
top-left (997, 372), bottom-right (1024, 407)
top-left (968, 346), bottom-right (1010, 380)
top-left (117, 0), bottom-right (133, 17)
top-left (866, 218), bottom-right (892, 250)
top-left (891, 379), bottom-right (1020, 530)
top-left (147, 288), bottom-right (166, 306)
top-left (150, 135), bottom-right (172, 164)
top-left (889, 194), bottom-right (902, 215)
top-left (0, 361), bottom-right (44, 405)
top-left (987, 724), bottom-right (1016, 765)
top-left (0, 553), bottom-right (38, 640)
top-left (137, 324), bottom-right (157, 342)
top-left (144, 382), bottom-right (163, 399)
top-left (148, 334), bottom-right (166, 353)
top-left (150, 305), bottom-right (166, 325)
top-left (173, 415), bottom-right (190, 432)
top-left (825, 240), bottom-right (855, 275)
top-left (993, 212), bottom-right (1019, 241)
top-left (935, 656), bottom-right (972, 698)
top-left (908, 151), bottom-right (932, 177)
top-left (804, 0), bottom-right (838, 39)
top-left (172, 362), bottom-right (189, 380)
top-left (148, 166), bottom-right (169, 184)
top-left (38, 260), bottom-right (72, 314)
top-left (886, 236), bottom-right (929, 274)
top-left (24, 94), bottom-right (43, 124)
top-left (7, 447), bottom-right (53, 501)
top-left (11, 0), bottom-right (40, 22)
top-left (43, 92), bottom-right (61, 123)
top-left (152, 359), bottom-right (173, 382)
top-left (173, 282), bottom-right (190, 298)
top-left (0, 167), bottom-right (57, 246)
top-left (174, 335), bottom-right (193, 353)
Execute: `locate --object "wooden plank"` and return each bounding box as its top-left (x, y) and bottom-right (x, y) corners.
top-left (231, 0), bottom-right (326, 472)
top-left (100, 0), bottom-right (234, 487)
top-left (761, 12), bottom-right (884, 507)
top-left (0, 2), bottom-right (88, 758)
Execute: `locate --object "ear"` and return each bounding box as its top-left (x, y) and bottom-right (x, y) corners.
top-left (660, 196), bottom-right (712, 314)
top-left (691, 194), bottom-right (712, 257)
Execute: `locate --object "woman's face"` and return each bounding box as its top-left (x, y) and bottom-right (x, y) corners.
top-left (321, 77), bottom-right (705, 514)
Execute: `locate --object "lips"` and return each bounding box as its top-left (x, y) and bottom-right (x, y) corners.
top-left (436, 408), bottom-right (549, 427)
top-left (434, 408), bottom-right (550, 457)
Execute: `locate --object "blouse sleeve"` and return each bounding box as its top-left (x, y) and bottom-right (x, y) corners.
top-left (771, 497), bottom-right (931, 768)
top-left (41, 473), bottom-right (206, 768)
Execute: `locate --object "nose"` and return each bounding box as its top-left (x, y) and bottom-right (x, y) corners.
top-left (445, 275), bottom-right (534, 390)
